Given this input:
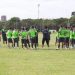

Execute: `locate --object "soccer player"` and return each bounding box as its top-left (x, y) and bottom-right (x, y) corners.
top-left (28, 26), bottom-right (37, 49)
top-left (69, 27), bottom-right (73, 48)
top-left (12, 29), bottom-right (19, 48)
top-left (0, 30), bottom-right (1, 47)
top-left (55, 34), bottom-right (59, 46)
top-left (20, 28), bottom-right (28, 48)
top-left (26, 28), bottom-right (30, 48)
top-left (34, 27), bottom-right (38, 47)
top-left (2, 29), bottom-right (7, 44)
top-left (57, 26), bottom-right (65, 49)
top-left (64, 26), bottom-right (70, 49)
top-left (71, 27), bottom-right (75, 48)
top-left (42, 26), bottom-right (50, 48)
top-left (49, 29), bottom-right (51, 45)
top-left (6, 28), bottom-right (13, 48)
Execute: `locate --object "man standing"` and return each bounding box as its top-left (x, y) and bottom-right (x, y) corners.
top-left (71, 26), bottom-right (75, 48)
top-left (64, 26), bottom-right (70, 49)
top-left (20, 28), bottom-right (28, 48)
top-left (28, 26), bottom-right (37, 49)
top-left (34, 27), bottom-right (38, 47)
top-left (57, 26), bottom-right (65, 49)
top-left (6, 28), bottom-right (13, 48)
top-left (42, 26), bottom-right (50, 47)
top-left (2, 29), bottom-right (7, 44)
top-left (12, 29), bottom-right (19, 48)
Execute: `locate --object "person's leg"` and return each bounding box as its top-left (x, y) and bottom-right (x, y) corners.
top-left (21, 39), bottom-right (24, 48)
top-left (24, 39), bottom-right (27, 48)
top-left (58, 38), bottom-right (62, 49)
top-left (0, 36), bottom-right (1, 42)
top-left (17, 41), bottom-right (19, 47)
top-left (34, 37), bottom-right (37, 49)
top-left (3, 39), bottom-right (5, 44)
top-left (27, 39), bottom-right (30, 47)
top-left (71, 39), bottom-right (73, 47)
top-left (7, 39), bottom-right (10, 48)
top-left (3, 37), bottom-right (7, 44)
top-left (65, 38), bottom-right (69, 48)
top-left (10, 39), bottom-right (13, 47)
top-left (33, 37), bottom-right (36, 48)
top-left (17, 37), bottom-right (19, 47)
top-left (67, 38), bottom-right (69, 48)
top-left (6, 38), bottom-right (7, 44)
top-left (46, 38), bottom-right (49, 47)
top-left (8, 38), bottom-right (12, 48)
top-left (11, 41), bottom-right (13, 48)
top-left (42, 38), bottom-right (45, 48)
top-left (14, 39), bottom-right (15, 47)
top-left (36, 36), bottom-right (38, 47)
top-left (62, 38), bottom-right (65, 48)
top-left (70, 39), bottom-right (73, 48)
top-left (74, 39), bottom-right (75, 48)
top-left (31, 38), bottom-right (33, 48)
top-left (5, 37), bottom-right (7, 44)
top-left (62, 42), bottom-right (64, 48)
top-left (16, 38), bottom-right (19, 47)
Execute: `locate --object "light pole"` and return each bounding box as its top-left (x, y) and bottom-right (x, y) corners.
top-left (67, 19), bottom-right (70, 27)
top-left (38, 4), bottom-right (40, 19)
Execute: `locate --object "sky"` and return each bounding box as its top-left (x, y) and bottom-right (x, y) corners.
top-left (0, 0), bottom-right (75, 20)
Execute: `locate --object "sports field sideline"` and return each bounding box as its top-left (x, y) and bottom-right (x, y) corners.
top-left (0, 32), bottom-right (75, 75)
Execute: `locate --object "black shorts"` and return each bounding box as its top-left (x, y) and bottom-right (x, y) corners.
top-left (3, 37), bottom-right (7, 41)
top-left (26, 39), bottom-right (30, 43)
top-left (21, 39), bottom-right (27, 44)
top-left (65, 37), bottom-right (69, 43)
top-left (72, 39), bottom-right (75, 44)
top-left (2, 34), bottom-right (7, 41)
top-left (35, 36), bottom-right (38, 43)
top-left (13, 38), bottom-right (18, 43)
top-left (70, 39), bottom-right (72, 43)
top-left (42, 38), bottom-right (49, 45)
top-left (59, 37), bottom-right (65, 42)
top-left (31, 37), bottom-right (36, 43)
top-left (7, 38), bottom-right (12, 43)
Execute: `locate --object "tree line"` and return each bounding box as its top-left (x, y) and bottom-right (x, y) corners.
top-left (0, 16), bottom-right (75, 31)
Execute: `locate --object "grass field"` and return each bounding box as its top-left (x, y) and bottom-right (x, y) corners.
top-left (0, 32), bottom-right (75, 75)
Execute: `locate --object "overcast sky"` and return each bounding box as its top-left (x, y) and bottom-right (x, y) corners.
top-left (0, 0), bottom-right (75, 20)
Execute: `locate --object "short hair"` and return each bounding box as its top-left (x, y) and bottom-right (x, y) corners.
top-left (21, 27), bottom-right (24, 30)
top-left (45, 26), bottom-right (48, 29)
top-left (9, 28), bottom-right (12, 30)
top-left (32, 26), bottom-right (34, 28)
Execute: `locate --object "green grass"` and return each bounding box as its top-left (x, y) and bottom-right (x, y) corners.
top-left (0, 32), bottom-right (75, 75)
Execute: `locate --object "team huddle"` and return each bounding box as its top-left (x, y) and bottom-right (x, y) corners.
top-left (56, 26), bottom-right (75, 49)
top-left (1, 25), bottom-right (75, 50)
top-left (1, 26), bottom-right (51, 49)
top-left (1, 26), bottom-right (38, 49)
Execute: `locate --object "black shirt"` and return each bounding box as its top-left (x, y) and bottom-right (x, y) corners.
top-left (42, 29), bottom-right (50, 39)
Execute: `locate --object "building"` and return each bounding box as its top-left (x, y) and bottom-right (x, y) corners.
top-left (1, 15), bottom-right (7, 21)
top-left (71, 12), bottom-right (75, 17)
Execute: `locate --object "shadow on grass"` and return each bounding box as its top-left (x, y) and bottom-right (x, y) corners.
top-left (34, 48), bottom-right (75, 51)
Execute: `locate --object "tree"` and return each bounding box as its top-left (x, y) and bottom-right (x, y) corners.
top-left (8, 17), bottom-right (21, 29)
top-left (70, 16), bottom-right (75, 26)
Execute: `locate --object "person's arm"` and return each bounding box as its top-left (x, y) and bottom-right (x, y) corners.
top-left (0, 32), bottom-right (1, 41)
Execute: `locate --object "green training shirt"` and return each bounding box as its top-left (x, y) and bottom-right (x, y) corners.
top-left (6, 30), bottom-right (12, 39)
top-left (70, 30), bottom-right (73, 39)
top-left (64, 29), bottom-right (70, 38)
top-left (21, 31), bottom-right (27, 39)
top-left (58, 28), bottom-right (65, 38)
top-left (12, 30), bottom-right (19, 38)
top-left (72, 31), bottom-right (75, 39)
top-left (28, 29), bottom-right (37, 38)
